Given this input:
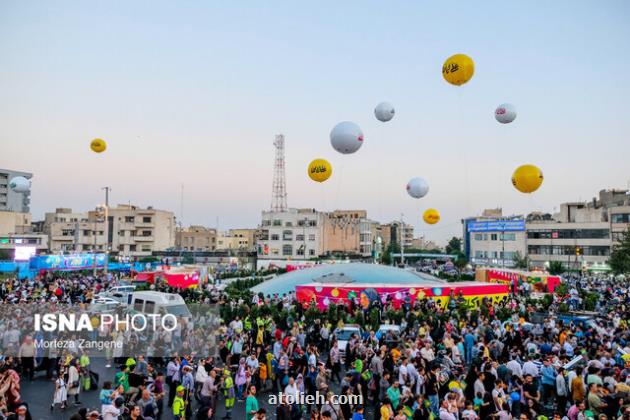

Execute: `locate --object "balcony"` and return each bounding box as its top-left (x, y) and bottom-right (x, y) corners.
top-left (133, 236), bottom-right (154, 242)
top-left (51, 236), bottom-right (74, 241)
top-left (134, 222), bottom-right (155, 228)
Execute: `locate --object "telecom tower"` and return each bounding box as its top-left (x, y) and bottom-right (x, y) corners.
top-left (271, 134), bottom-right (288, 212)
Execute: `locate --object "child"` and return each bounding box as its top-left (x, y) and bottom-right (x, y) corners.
top-left (473, 392), bottom-right (484, 412)
top-left (462, 400), bottom-right (479, 420)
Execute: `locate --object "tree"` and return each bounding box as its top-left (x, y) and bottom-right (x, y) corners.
top-left (445, 237), bottom-right (462, 255)
top-left (609, 226), bottom-right (630, 274)
top-left (512, 251), bottom-right (530, 270)
top-left (548, 261), bottom-right (565, 275)
top-left (382, 242), bottom-right (401, 265)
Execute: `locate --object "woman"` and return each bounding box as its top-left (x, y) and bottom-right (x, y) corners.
top-left (380, 398), bottom-right (394, 420)
top-left (50, 370), bottom-right (67, 411)
top-left (310, 408), bottom-right (321, 420)
top-left (234, 358), bottom-right (247, 401)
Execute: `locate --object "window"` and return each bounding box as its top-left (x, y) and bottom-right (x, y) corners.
top-left (309, 249), bottom-right (315, 256)
top-left (474, 234), bottom-right (483, 241)
top-left (490, 234), bottom-right (498, 241)
top-left (612, 213), bottom-right (630, 223)
top-left (262, 220), bottom-right (271, 226)
top-left (309, 220), bottom-right (317, 227)
top-left (500, 233), bottom-right (516, 241)
top-left (474, 251), bottom-right (484, 258)
top-left (142, 245), bottom-right (151, 252)
top-left (282, 245), bottom-right (293, 256)
top-left (271, 234), bottom-right (279, 241)
top-left (282, 230), bottom-right (293, 241)
top-left (144, 301), bottom-right (155, 314)
top-left (125, 216), bottom-right (134, 223)
top-left (134, 299), bottom-right (144, 312)
top-left (130, 245), bottom-right (137, 251)
top-left (296, 234), bottom-right (305, 241)
top-left (142, 216), bottom-right (152, 223)
top-left (142, 230), bottom-right (152, 237)
top-left (273, 219), bottom-right (282, 226)
top-left (296, 247), bottom-right (304, 256)
top-left (285, 221), bottom-right (293, 227)
top-left (309, 234), bottom-right (316, 241)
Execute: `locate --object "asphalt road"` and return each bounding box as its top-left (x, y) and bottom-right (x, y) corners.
top-left (21, 359), bottom-right (377, 420)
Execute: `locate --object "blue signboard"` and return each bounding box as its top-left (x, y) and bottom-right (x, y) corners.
top-left (467, 220), bottom-right (525, 232)
top-left (29, 253), bottom-right (107, 271)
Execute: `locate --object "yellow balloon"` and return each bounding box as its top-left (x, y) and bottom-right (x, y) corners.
top-left (331, 288), bottom-right (339, 298)
top-left (90, 138), bottom-right (107, 153)
top-left (442, 54), bottom-right (475, 86)
top-left (308, 158), bottom-right (332, 183)
top-left (511, 164), bottom-right (544, 193)
top-left (423, 208), bottom-right (440, 224)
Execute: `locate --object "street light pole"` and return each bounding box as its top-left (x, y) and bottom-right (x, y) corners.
top-left (102, 187), bottom-right (111, 276)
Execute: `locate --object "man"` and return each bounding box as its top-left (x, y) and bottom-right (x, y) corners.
top-left (245, 385), bottom-right (259, 420)
top-left (586, 383), bottom-right (607, 416)
top-left (491, 379), bottom-right (506, 412)
top-left (555, 367), bottom-right (568, 412)
top-left (195, 358), bottom-right (209, 401)
top-left (166, 357), bottom-right (181, 407)
top-left (172, 385), bottom-right (187, 420)
top-left (222, 368), bottom-right (235, 419)
top-left (540, 358), bottom-right (556, 406)
top-left (200, 369), bottom-right (218, 409)
top-left (137, 389), bottom-right (158, 419)
top-left (352, 405), bottom-right (364, 420)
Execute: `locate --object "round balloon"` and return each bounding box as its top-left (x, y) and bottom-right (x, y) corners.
top-left (374, 102), bottom-right (395, 122)
top-left (423, 208), bottom-right (440, 224)
top-left (511, 164), bottom-right (544, 193)
top-left (330, 121), bottom-right (364, 154)
top-left (510, 392), bottom-right (521, 402)
top-left (8, 176), bottom-right (30, 193)
top-left (307, 159), bottom-right (332, 183)
top-left (406, 177), bottom-right (429, 199)
top-left (442, 54), bottom-right (475, 86)
top-left (90, 138), bottom-right (107, 153)
top-left (495, 103), bottom-right (517, 124)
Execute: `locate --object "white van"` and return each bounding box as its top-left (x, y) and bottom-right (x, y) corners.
top-left (96, 285), bottom-right (137, 303)
top-left (127, 291), bottom-right (192, 318)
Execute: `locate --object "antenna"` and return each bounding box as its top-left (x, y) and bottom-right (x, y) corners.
top-left (271, 134), bottom-right (288, 212)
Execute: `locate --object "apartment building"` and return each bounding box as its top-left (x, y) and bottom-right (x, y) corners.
top-left (257, 208), bottom-right (324, 262)
top-left (176, 226), bottom-right (217, 251)
top-left (217, 229), bottom-right (256, 251)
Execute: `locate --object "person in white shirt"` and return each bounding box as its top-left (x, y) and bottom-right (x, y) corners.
top-left (284, 377), bottom-right (299, 403)
top-left (195, 359), bottom-right (209, 401)
top-left (523, 357), bottom-right (539, 378)
top-left (507, 357), bottom-right (523, 378)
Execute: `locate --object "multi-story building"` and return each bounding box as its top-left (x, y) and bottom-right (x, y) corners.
top-left (380, 221), bottom-right (414, 250)
top-left (0, 168), bottom-right (32, 213)
top-left (44, 205), bottom-right (175, 256)
top-left (176, 226), bottom-right (217, 251)
top-left (411, 236), bottom-right (441, 251)
top-left (462, 209), bottom-right (527, 268)
top-left (257, 208), bottom-right (324, 264)
top-left (0, 211), bottom-right (48, 256)
top-left (321, 210), bottom-right (366, 256)
top-left (526, 189), bottom-right (630, 270)
top-left (217, 229), bottom-right (257, 251)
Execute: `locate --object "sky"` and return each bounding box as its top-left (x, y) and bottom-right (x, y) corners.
top-left (1, 1), bottom-right (629, 246)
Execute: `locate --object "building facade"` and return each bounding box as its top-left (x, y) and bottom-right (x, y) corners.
top-left (0, 168), bottom-right (32, 213)
top-left (176, 226), bottom-right (217, 251)
top-left (380, 221), bottom-right (414, 251)
top-left (321, 210), bottom-right (366, 256)
top-left (257, 208), bottom-right (324, 262)
top-left (217, 229), bottom-right (256, 251)
top-left (462, 209), bottom-right (527, 268)
top-left (0, 211), bottom-right (48, 256)
top-left (44, 205), bottom-right (175, 256)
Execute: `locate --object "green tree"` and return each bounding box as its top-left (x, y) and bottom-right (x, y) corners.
top-left (382, 242), bottom-right (401, 265)
top-left (512, 251), bottom-right (530, 270)
top-left (445, 237), bottom-right (462, 255)
top-left (548, 261), bottom-right (565, 275)
top-left (609, 226), bottom-right (630, 274)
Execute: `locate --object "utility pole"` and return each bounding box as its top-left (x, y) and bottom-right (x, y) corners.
top-left (102, 187), bottom-right (111, 276)
top-left (400, 213), bottom-right (405, 267)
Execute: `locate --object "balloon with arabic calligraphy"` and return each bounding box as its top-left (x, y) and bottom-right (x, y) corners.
top-left (442, 54), bottom-right (475, 86)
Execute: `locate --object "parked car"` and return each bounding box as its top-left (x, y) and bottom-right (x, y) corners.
top-left (332, 324), bottom-right (363, 362)
top-left (377, 324), bottom-right (402, 347)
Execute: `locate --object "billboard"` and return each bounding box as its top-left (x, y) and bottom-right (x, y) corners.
top-left (30, 253), bottom-right (107, 271)
top-left (14, 246), bottom-right (37, 261)
top-left (467, 219), bottom-right (525, 232)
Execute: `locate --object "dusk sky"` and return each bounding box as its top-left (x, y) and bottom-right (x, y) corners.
top-left (2, 1), bottom-right (629, 245)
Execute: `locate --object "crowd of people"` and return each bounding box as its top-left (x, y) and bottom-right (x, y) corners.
top-left (0, 269), bottom-right (628, 420)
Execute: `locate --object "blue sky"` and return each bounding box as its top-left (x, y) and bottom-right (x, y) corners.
top-left (1, 1), bottom-right (629, 244)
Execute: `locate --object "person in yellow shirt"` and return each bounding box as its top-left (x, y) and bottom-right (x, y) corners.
top-left (380, 398), bottom-right (394, 420)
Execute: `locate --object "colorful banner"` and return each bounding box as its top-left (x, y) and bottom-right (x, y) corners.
top-left (296, 282), bottom-right (509, 311)
top-left (29, 253), bottom-right (107, 271)
top-left (164, 270), bottom-right (199, 288)
top-left (478, 268), bottom-right (561, 293)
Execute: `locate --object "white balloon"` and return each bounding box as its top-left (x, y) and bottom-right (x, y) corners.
top-left (406, 177), bottom-right (429, 199)
top-left (9, 176), bottom-right (30, 193)
top-left (330, 121), bottom-right (364, 154)
top-left (374, 102), bottom-right (395, 122)
top-left (495, 103), bottom-right (517, 124)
